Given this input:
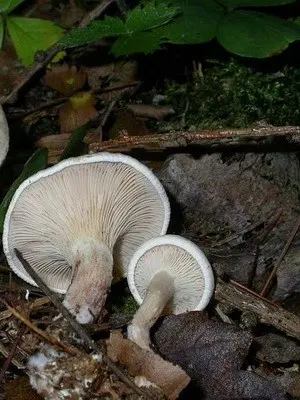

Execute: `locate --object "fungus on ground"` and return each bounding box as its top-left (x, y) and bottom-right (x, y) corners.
top-left (0, 105), bottom-right (9, 167)
top-left (127, 235), bottom-right (214, 350)
top-left (3, 153), bottom-right (170, 323)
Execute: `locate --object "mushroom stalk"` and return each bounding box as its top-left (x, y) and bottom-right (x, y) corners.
top-left (63, 238), bottom-right (113, 324)
top-left (128, 270), bottom-right (175, 350)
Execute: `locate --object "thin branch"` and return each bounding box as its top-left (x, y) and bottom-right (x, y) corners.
top-left (1, 0), bottom-right (115, 105)
top-left (0, 325), bottom-right (27, 383)
top-left (8, 81), bottom-right (140, 120)
top-left (79, 0), bottom-right (115, 26)
top-left (230, 280), bottom-right (280, 307)
top-left (89, 125), bottom-right (300, 153)
top-left (0, 298), bottom-right (80, 356)
top-left (260, 215), bottom-right (300, 297)
top-left (14, 249), bottom-right (151, 399)
top-left (215, 278), bottom-right (300, 341)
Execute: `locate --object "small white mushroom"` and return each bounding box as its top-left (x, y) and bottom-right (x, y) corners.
top-left (127, 235), bottom-right (214, 350)
top-left (3, 153), bottom-right (170, 323)
top-left (0, 105), bottom-right (9, 167)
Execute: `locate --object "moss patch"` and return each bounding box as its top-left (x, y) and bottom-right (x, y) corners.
top-left (144, 59), bottom-right (300, 131)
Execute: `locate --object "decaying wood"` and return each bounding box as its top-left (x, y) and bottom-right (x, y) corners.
top-left (215, 279), bottom-right (300, 341)
top-left (89, 126), bottom-right (300, 153)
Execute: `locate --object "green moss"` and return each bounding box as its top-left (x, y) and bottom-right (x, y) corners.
top-left (149, 59), bottom-right (300, 131)
top-left (110, 293), bottom-right (139, 315)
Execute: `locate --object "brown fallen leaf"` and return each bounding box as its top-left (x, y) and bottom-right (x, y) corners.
top-left (126, 104), bottom-right (175, 120)
top-left (59, 91), bottom-right (98, 133)
top-left (0, 45), bottom-right (29, 101)
top-left (154, 312), bottom-right (286, 400)
top-left (108, 109), bottom-right (150, 139)
top-left (59, 0), bottom-right (86, 27)
top-left (107, 330), bottom-right (190, 400)
top-left (4, 376), bottom-right (42, 400)
top-left (287, 374), bottom-right (300, 397)
top-left (45, 65), bottom-right (86, 96)
top-left (85, 61), bottom-right (138, 102)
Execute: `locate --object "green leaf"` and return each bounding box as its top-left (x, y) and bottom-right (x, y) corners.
top-left (59, 122), bottom-right (91, 162)
top-left (217, 10), bottom-right (300, 58)
top-left (111, 30), bottom-right (162, 55)
top-left (125, 1), bottom-right (180, 32)
top-left (0, 0), bottom-right (23, 13)
top-left (6, 16), bottom-right (64, 66)
top-left (157, 0), bottom-right (224, 44)
top-left (59, 16), bottom-right (126, 48)
top-left (0, 16), bottom-right (4, 49)
top-left (0, 148), bottom-right (48, 233)
top-left (159, 5), bottom-right (224, 44)
top-left (60, 2), bottom-right (179, 50)
top-left (222, 0), bottom-right (297, 9)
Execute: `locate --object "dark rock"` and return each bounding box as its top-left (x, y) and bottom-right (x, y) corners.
top-left (154, 312), bottom-right (287, 400)
top-left (158, 153), bottom-right (300, 297)
top-left (254, 333), bottom-right (300, 364)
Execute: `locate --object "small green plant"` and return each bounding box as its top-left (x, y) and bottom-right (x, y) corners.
top-left (60, 0), bottom-right (300, 59)
top-left (0, 0), bottom-right (64, 66)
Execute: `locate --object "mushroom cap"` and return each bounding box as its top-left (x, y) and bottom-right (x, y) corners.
top-left (127, 235), bottom-right (214, 313)
top-left (0, 105), bottom-right (9, 167)
top-left (3, 153), bottom-right (170, 292)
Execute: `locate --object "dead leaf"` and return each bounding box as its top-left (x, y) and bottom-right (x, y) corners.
top-left (108, 110), bottom-right (150, 139)
top-left (59, 0), bottom-right (86, 27)
top-left (113, 60), bottom-right (138, 84)
top-left (154, 312), bottom-right (286, 400)
top-left (0, 46), bottom-right (29, 102)
top-left (45, 65), bottom-right (86, 96)
top-left (85, 61), bottom-right (138, 102)
top-left (59, 91), bottom-right (98, 133)
top-left (126, 104), bottom-right (175, 120)
top-left (84, 64), bottom-right (115, 90)
top-left (4, 376), bottom-right (42, 400)
top-left (287, 374), bottom-right (300, 397)
top-left (107, 330), bottom-right (190, 400)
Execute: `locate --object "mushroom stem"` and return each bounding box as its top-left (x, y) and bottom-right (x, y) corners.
top-left (128, 270), bottom-right (175, 350)
top-left (63, 239), bottom-right (113, 324)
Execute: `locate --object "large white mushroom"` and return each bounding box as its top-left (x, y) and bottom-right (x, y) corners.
top-left (127, 235), bottom-right (214, 350)
top-left (0, 105), bottom-right (9, 167)
top-left (3, 153), bottom-right (170, 323)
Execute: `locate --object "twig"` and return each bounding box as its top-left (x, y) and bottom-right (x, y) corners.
top-left (14, 249), bottom-right (151, 399)
top-left (79, 0), bottom-right (115, 26)
top-left (8, 81), bottom-right (140, 120)
top-left (89, 125), bottom-right (300, 153)
top-left (98, 98), bottom-right (118, 141)
top-left (230, 279), bottom-right (280, 307)
top-left (0, 297), bottom-right (51, 322)
top-left (0, 325), bottom-right (26, 383)
top-left (0, 342), bottom-right (24, 369)
top-left (0, 298), bottom-right (80, 356)
top-left (260, 215), bottom-right (300, 297)
top-left (248, 208), bottom-right (283, 288)
top-left (1, 46), bottom-right (60, 105)
top-left (215, 278), bottom-right (300, 341)
top-left (1, 0), bottom-right (115, 105)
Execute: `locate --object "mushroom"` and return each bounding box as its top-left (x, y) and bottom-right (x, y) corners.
top-left (127, 235), bottom-right (214, 350)
top-left (3, 153), bottom-right (170, 323)
top-left (0, 105), bottom-right (9, 167)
